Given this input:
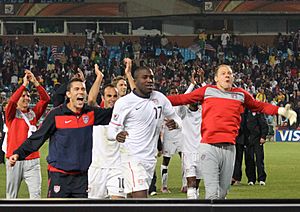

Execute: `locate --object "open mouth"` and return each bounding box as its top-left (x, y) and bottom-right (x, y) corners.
top-left (77, 97), bottom-right (84, 104)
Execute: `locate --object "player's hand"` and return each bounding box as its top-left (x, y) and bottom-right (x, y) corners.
top-left (94, 64), bottom-right (104, 79)
top-left (278, 104), bottom-right (297, 125)
top-left (260, 138), bottom-right (266, 145)
top-left (25, 69), bottom-right (39, 86)
top-left (157, 150), bottom-right (163, 157)
top-left (116, 131), bottom-right (129, 143)
top-left (123, 58), bottom-right (132, 75)
top-left (22, 72), bottom-right (30, 87)
top-left (9, 154), bottom-right (19, 167)
top-left (74, 68), bottom-right (85, 82)
top-left (165, 118), bottom-right (179, 130)
top-left (191, 70), bottom-right (197, 85)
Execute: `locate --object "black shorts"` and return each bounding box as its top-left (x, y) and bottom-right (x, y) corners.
top-left (48, 171), bottom-right (88, 198)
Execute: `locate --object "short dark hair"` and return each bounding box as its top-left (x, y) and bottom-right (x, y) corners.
top-left (67, 77), bottom-right (84, 92)
top-left (167, 86), bottom-right (178, 95)
top-left (101, 84), bottom-right (116, 96)
top-left (133, 66), bottom-right (152, 79)
top-left (112, 76), bottom-right (126, 87)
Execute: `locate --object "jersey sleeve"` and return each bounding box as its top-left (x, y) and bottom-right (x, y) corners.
top-left (243, 90), bottom-right (279, 115)
top-left (167, 86), bottom-right (206, 106)
top-left (162, 95), bottom-right (182, 129)
top-left (107, 99), bottom-right (128, 141)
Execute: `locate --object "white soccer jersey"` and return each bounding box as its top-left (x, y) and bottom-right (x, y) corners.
top-left (90, 125), bottom-right (121, 168)
top-left (108, 91), bottom-right (181, 163)
top-left (178, 105), bottom-right (202, 153)
top-left (162, 106), bottom-right (183, 144)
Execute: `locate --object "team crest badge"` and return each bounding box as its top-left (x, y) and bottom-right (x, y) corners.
top-left (82, 115), bottom-right (89, 124)
top-left (53, 185), bottom-right (60, 193)
top-left (152, 99), bottom-right (159, 104)
top-left (231, 93), bottom-right (238, 99)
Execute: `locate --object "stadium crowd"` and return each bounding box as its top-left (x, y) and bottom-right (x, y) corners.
top-left (0, 32), bottom-right (299, 126)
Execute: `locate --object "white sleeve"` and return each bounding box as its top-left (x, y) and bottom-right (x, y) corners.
top-left (107, 100), bottom-right (127, 141)
top-left (162, 96), bottom-right (182, 129)
top-left (185, 83), bottom-right (195, 94)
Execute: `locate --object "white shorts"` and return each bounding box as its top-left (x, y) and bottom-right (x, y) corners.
top-left (122, 161), bottom-right (156, 194)
top-left (88, 167), bottom-right (126, 199)
top-left (182, 152), bottom-right (202, 179)
top-left (162, 140), bottom-right (182, 157)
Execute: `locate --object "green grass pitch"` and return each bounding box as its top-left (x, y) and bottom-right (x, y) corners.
top-left (0, 142), bottom-right (300, 199)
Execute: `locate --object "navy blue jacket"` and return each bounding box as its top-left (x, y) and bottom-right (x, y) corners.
top-left (14, 103), bottom-right (112, 172)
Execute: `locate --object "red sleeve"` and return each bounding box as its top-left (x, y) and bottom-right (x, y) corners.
top-left (243, 90), bottom-right (279, 115)
top-left (167, 86), bottom-right (206, 106)
top-left (100, 99), bottom-right (105, 108)
top-left (5, 85), bottom-right (26, 126)
top-left (32, 86), bottom-right (50, 121)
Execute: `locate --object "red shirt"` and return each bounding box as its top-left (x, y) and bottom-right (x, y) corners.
top-left (168, 85), bottom-right (279, 144)
top-left (5, 85), bottom-right (50, 159)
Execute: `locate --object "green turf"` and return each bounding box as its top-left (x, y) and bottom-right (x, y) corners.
top-left (1, 142), bottom-right (300, 199)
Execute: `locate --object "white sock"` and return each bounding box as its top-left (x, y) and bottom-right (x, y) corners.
top-left (196, 188), bottom-right (200, 199)
top-left (187, 187), bottom-right (197, 199)
top-left (161, 165), bottom-right (168, 188)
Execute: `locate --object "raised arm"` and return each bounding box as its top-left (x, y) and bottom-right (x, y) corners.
top-left (124, 58), bottom-right (136, 90)
top-left (27, 70), bottom-right (50, 120)
top-left (88, 64), bottom-right (103, 107)
top-left (5, 72), bottom-right (30, 125)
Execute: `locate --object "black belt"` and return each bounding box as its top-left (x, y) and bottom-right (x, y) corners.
top-left (210, 143), bottom-right (233, 148)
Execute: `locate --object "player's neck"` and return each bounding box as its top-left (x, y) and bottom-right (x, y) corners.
top-left (133, 89), bottom-right (151, 98)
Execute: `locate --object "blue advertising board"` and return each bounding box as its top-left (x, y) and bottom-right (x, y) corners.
top-left (275, 129), bottom-right (300, 142)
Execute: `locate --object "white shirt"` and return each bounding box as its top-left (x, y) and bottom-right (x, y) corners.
top-left (90, 125), bottom-right (121, 168)
top-left (107, 91), bottom-right (182, 163)
top-left (178, 105), bottom-right (202, 153)
top-left (161, 106), bottom-right (182, 143)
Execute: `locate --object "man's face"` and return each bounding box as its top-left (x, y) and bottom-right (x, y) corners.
top-left (214, 66), bottom-right (234, 91)
top-left (116, 79), bottom-right (127, 97)
top-left (135, 69), bottom-right (155, 97)
top-left (169, 88), bottom-right (178, 96)
top-left (17, 91), bottom-right (31, 110)
top-left (66, 81), bottom-right (87, 113)
top-left (103, 87), bottom-right (118, 108)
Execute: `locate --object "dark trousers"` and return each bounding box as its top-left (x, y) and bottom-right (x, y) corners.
top-left (48, 171), bottom-right (88, 198)
top-left (0, 135), bottom-right (5, 164)
top-left (232, 143), bottom-right (245, 181)
top-left (245, 141), bottom-right (267, 183)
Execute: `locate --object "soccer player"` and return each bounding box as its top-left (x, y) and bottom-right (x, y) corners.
top-left (5, 70), bottom-right (50, 199)
top-left (160, 86), bottom-right (186, 193)
top-left (9, 75), bottom-right (113, 198)
top-left (107, 66), bottom-right (182, 198)
top-left (180, 102), bottom-right (202, 199)
top-left (87, 64), bottom-right (125, 199)
top-left (167, 64), bottom-right (297, 199)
